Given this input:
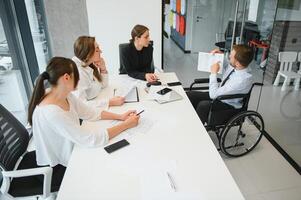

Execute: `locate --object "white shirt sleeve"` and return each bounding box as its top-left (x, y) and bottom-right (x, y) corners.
top-left (48, 111), bottom-right (109, 148)
top-left (209, 71), bottom-right (252, 99)
top-left (69, 94), bottom-right (102, 121)
top-left (100, 73), bottom-right (109, 88)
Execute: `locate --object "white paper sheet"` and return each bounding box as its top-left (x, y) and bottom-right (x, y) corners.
top-left (198, 52), bottom-right (224, 74)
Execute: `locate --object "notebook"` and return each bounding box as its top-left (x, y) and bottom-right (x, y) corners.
top-left (114, 86), bottom-right (139, 103)
top-left (198, 52), bottom-right (224, 74)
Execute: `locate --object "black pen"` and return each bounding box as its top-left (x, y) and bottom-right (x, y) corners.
top-left (137, 110), bottom-right (144, 115)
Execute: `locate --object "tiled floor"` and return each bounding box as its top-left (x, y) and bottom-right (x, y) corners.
top-left (163, 37), bottom-right (301, 200)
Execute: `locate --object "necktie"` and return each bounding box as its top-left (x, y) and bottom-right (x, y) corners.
top-left (220, 69), bottom-right (235, 87)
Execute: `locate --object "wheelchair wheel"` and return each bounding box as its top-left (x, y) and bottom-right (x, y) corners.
top-left (220, 111), bottom-right (264, 157)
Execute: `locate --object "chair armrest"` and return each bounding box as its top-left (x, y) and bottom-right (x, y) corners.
top-left (194, 78), bottom-right (221, 84)
top-left (188, 78), bottom-right (221, 91)
top-left (216, 93), bottom-right (248, 101)
top-left (2, 167), bottom-right (53, 199)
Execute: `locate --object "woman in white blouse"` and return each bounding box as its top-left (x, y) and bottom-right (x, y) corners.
top-left (28, 57), bottom-right (139, 188)
top-left (72, 36), bottom-right (124, 108)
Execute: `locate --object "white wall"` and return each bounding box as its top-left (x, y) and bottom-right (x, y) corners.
top-left (44, 0), bottom-right (89, 58)
top-left (86, 0), bottom-right (162, 74)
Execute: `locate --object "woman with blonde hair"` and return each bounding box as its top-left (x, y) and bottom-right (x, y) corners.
top-left (73, 36), bottom-right (124, 108)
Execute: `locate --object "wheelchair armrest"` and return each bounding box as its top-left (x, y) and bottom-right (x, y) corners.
top-left (253, 82), bottom-right (263, 86)
top-left (216, 93), bottom-right (248, 101)
top-left (188, 78), bottom-right (221, 91)
top-left (194, 78), bottom-right (221, 84)
top-left (194, 78), bottom-right (209, 84)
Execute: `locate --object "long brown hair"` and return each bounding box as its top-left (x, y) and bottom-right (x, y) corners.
top-left (73, 36), bottom-right (102, 82)
top-left (130, 24), bottom-right (149, 43)
top-left (28, 57), bottom-right (79, 125)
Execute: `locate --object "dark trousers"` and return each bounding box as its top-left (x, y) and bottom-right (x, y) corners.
top-left (186, 91), bottom-right (234, 124)
top-left (19, 151), bottom-right (66, 191)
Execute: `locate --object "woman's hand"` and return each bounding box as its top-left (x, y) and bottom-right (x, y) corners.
top-left (118, 110), bottom-right (136, 121)
top-left (109, 96), bottom-right (125, 106)
top-left (94, 57), bottom-right (107, 73)
top-left (145, 73), bottom-right (158, 82)
top-left (123, 114), bottom-right (140, 129)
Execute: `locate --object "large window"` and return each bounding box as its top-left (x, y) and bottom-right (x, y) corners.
top-left (0, 0), bottom-right (50, 125)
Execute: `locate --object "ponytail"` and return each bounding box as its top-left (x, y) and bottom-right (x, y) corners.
top-left (27, 57), bottom-right (79, 125)
top-left (28, 71), bottom-right (49, 125)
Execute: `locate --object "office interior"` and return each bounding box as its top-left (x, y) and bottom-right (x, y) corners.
top-left (0, 0), bottom-right (300, 199)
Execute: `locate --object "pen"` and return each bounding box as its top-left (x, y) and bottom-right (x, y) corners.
top-left (167, 172), bottom-right (176, 191)
top-left (136, 110), bottom-right (144, 115)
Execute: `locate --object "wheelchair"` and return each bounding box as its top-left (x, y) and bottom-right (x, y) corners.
top-left (187, 78), bottom-right (265, 157)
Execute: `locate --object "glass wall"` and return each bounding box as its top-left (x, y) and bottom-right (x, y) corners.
top-left (259, 0), bottom-right (301, 171)
top-left (0, 0), bottom-right (50, 125)
top-left (0, 15), bottom-right (28, 124)
top-left (25, 0), bottom-right (50, 73)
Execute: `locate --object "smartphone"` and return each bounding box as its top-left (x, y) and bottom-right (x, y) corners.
top-left (104, 139), bottom-right (130, 153)
top-left (157, 88), bottom-right (172, 95)
top-left (167, 82), bottom-right (182, 87)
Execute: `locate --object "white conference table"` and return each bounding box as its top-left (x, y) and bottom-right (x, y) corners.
top-left (57, 73), bottom-right (244, 200)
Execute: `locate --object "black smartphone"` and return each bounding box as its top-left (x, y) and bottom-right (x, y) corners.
top-left (104, 139), bottom-right (130, 153)
top-left (167, 81), bottom-right (182, 86)
top-left (146, 81), bottom-right (162, 87)
top-left (157, 87), bottom-right (172, 95)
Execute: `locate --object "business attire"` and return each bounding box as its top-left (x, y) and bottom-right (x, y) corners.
top-left (72, 56), bottom-right (109, 109)
top-left (119, 42), bottom-right (154, 80)
top-left (187, 59), bottom-right (253, 124)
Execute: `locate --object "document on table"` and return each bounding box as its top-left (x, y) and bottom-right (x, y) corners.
top-left (114, 84), bottom-right (139, 103)
top-left (110, 114), bottom-right (156, 137)
top-left (198, 52), bottom-right (224, 74)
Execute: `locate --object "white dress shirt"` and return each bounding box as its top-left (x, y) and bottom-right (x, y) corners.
top-left (72, 56), bottom-right (109, 109)
top-left (209, 59), bottom-right (253, 108)
top-left (32, 94), bottom-right (109, 167)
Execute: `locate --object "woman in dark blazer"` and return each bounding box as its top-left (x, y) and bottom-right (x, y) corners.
top-left (119, 24), bottom-right (158, 82)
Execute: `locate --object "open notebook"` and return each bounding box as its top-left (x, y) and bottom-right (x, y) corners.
top-left (114, 86), bottom-right (139, 103)
top-left (198, 52), bottom-right (224, 74)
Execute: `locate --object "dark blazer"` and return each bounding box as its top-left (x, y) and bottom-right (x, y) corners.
top-left (119, 42), bottom-right (154, 80)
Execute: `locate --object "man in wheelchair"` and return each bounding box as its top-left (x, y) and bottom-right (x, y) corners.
top-left (187, 44), bottom-right (254, 125)
top-left (187, 44), bottom-right (265, 157)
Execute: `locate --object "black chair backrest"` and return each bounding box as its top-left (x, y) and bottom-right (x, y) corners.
top-left (0, 104), bottom-right (29, 171)
top-left (119, 41), bottom-right (155, 75)
top-left (119, 43), bottom-right (129, 74)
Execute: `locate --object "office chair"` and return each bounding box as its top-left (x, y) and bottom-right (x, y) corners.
top-left (215, 21), bottom-right (259, 52)
top-left (0, 104), bottom-right (57, 200)
top-left (119, 41), bottom-right (163, 75)
top-left (187, 80), bottom-right (264, 157)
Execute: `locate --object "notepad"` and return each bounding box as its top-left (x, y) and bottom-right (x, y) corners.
top-left (198, 52), bottom-right (224, 74)
top-left (114, 85), bottom-right (139, 103)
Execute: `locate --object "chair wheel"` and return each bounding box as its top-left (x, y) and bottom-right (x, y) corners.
top-left (219, 111), bottom-right (264, 157)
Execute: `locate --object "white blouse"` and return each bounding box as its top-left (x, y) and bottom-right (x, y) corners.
top-left (72, 56), bottom-right (109, 109)
top-left (32, 94), bottom-right (109, 167)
